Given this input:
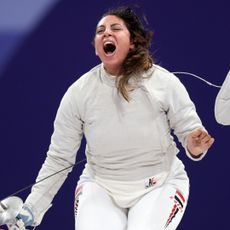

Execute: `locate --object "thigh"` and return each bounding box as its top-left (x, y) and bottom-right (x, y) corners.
top-left (75, 182), bottom-right (127, 230)
top-left (127, 183), bottom-right (189, 230)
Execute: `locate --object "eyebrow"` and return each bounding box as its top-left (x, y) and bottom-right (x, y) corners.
top-left (111, 23), bottom-right (123, 27)
top-left (97, 23), bottom-right (123, 29)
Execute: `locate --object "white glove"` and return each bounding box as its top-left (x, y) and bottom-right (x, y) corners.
top-left (7, 219), bottom-right (25, 230)
top-left (7, 205), bottom-right (35, 230)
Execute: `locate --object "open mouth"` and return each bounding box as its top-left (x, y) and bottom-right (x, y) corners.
top-left (103, 42), bottom-right (116, 55)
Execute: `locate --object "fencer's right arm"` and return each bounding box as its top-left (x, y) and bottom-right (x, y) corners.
top-left (24, 84), bottom-right (84, 226)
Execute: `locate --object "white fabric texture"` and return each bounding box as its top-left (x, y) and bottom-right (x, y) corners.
top-left (215, 70), bottom-right (230, 125)
top-left (24, 64), bottom-right (205, 225)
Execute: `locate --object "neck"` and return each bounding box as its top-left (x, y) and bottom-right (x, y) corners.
top-left (103, 64), bottom-right (121, 77)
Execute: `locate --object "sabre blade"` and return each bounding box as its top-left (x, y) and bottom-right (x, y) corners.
top-left (1, 158), bottom-right (86, 202)
top-left (0, 202), bottom-right (8, 211)
top-left (0, 158), bottom-right (86, 226)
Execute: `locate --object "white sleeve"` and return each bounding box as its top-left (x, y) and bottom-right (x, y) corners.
top-left (215, 70), bottom-right (230, 125)
top-left (164, 73), bottom-right (207, 161)
top-left (25, 85), bottom-right (83, 225)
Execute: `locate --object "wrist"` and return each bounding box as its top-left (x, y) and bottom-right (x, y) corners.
top-left (17, 205), bottom-right (35, 227)
top-left (187, 146), bottom-right (203, 159)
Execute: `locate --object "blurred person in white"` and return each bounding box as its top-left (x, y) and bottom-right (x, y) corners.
top-left (215, 70), bottom-right (230, 125)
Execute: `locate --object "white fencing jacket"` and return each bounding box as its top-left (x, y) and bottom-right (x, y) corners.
top-left (25, 64), bottom-right (206, 225)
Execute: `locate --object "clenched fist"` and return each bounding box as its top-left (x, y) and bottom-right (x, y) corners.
top-left (187, 128), bottom-right (214, 157)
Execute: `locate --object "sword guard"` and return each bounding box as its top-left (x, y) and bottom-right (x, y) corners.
top-left (0, 197), bottom-right (23, 226)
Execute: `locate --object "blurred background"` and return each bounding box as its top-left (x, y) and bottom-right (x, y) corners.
top-left (0, 0), bottom-right (229, 229)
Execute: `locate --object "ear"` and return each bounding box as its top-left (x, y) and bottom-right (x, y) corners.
top-left (91, 39), bottom-right (98, 55)
top-left (129, 38), bottom-right (135, 49)
top-left (129, 43), bottom-right (135, 49)
top-left (95, 48), bottom-right (98, 56)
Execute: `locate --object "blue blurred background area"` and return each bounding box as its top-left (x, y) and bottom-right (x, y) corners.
top-left (0, 0), bottom-right (229, 229)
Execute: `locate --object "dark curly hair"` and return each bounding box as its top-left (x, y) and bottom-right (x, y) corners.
top-left (102, 6), bottom-right (154, 101)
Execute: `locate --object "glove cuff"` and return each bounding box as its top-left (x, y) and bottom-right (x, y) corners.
top-left (16, 205), bottom-right (35, 227)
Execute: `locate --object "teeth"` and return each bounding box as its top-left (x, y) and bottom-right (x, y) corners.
top-left (104, 41), bottom-right (114, 46)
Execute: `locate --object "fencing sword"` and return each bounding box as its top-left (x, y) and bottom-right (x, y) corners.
top-left (0, 158), bottom-right (86, 227)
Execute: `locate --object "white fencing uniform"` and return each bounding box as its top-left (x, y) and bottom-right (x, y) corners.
top-left (215, 70), bottom-right (230, 125)
top-left (24, 64), bottom-right (207, 228)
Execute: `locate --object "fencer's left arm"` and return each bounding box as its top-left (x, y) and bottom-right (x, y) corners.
top-left (164, 73), bottom-right (214, 160)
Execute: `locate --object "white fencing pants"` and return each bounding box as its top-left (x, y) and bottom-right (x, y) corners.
top-left (75, 182), bottom-right (187, 230)
top-left (74, 159), bottom-right (189, 230)
top-left (74, 182), bottom-right (188, 230)
top-left (75, 182), bottom-right (127, 230)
